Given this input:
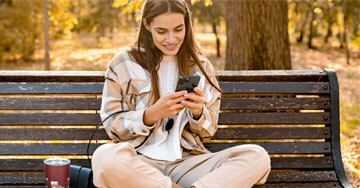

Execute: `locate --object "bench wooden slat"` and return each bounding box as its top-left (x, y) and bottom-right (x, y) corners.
top-left (0, 71), bottom-right (104, 82)
top-left (218, 112), bottom-right (330, 125)
top-left (0, 142), bottom-right (331, 155)
top-left (0, 97), bottom-right (331, 111)
top-left (0, 127), bottom-right (330, 140)
top-left (220, 98), bottom-right (330, 110)
top-left (0, 112), bottom-right (331, 125)
top-left (212, 127), bottom-right (331, 139)
top-left (204, 142), bottom-right (331, 154)
top-left (266, 171), bottom-right (337, 183)
top-left (216, 70), bottom-right (327, 82)
top-left (0, 82), bottom-right (330, 95)
top-left (270, 157), bottom-right (334, 169)
top-left (0, 70), bottom-right (327, 82)
top-left (0, 128), bottom-right (108, 140)
top-left (0, 83), bottom-right (103, 94)
top-left (219, 82), bottom-right (330, 94)
top-left (0, 98), bottom-right (101, 110)
top-left (0, 157), bottom-right (334, 171)
top-left (0, 113), bottom-right (101, 126)
top-left (0, 171), bottom-right (337, 185)
top-left (253, 182), bottom-right (341, 188)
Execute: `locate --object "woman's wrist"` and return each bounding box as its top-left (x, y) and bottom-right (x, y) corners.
top-left (143, 105), bottom-right (159, 126)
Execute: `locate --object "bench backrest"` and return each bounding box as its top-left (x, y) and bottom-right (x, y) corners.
top-left (0, 70), bottom-right (351, 187)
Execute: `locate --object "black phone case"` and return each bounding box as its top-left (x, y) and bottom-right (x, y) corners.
top-left (175, 76), bottom-right (201, 93)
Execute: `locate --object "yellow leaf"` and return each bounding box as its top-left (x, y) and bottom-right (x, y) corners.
top-left (314, 7), bottom-right (322, 14)
top-left (113, 0), bottom-right (129, 8)
top-left (204, 0), bottom-right (213, 7)
top-left (191, 0), bottom-right (201, 5)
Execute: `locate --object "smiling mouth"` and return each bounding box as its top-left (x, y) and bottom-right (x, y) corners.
top-left (163, 44), bottom-right (177, 51)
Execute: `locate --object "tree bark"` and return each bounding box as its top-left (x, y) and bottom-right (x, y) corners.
top-left (225, 0), bottom-right (291, 70)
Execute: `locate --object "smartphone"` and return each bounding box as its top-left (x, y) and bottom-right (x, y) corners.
top-left (175, 76), bottom-right (201, 93)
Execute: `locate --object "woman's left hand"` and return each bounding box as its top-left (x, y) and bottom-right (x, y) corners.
top-left (182, 87), bottom-right (205, 120)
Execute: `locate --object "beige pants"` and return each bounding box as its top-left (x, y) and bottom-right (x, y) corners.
top-left (92, 143), bottom-right (271, 188)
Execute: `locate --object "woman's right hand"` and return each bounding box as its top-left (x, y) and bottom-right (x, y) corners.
top-left (143, 90), bottom-right (187, 126)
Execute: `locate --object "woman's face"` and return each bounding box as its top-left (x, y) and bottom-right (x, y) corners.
top-left (144, 12), bottom-right (186, 56)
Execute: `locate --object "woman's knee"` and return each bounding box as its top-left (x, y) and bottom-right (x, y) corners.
top-left (231, 144), bottom-right (271, 169)
top-left (92, 143), bottom-right (137, 171)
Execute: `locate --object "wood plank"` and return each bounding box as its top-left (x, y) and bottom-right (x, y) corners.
top-left (0, 157), bottom-right (333, 171)
top-left (0, 143), bottom-right (101, 155)
top-left (2, 112), bottom-right (330, 126)
top-left (254, 182), bottom-right (341, 188)
top-left (0, 159), bottom-right (90, 171)
top-left (220, 98), bottom-right (330, 110)
top-left (204, 142), bottom-right (332, 154)
top-left (0, 70), bottom-right (327, 82)
top-left (0, 173), bottom-right (43, 185)
top-left (0, 98), bottom-right (101, 110)
top-left (0, 82), bottom-right (330, 94)
top-left (219, 82), bottom-right (330, 94)
top-left (0, 127), bottom-right (330, 140)
top-left (218, 112), bottom-right (331, 125)
top-left (0, 142), bottom-right (331, 155)
top-left (0, 128), bottom-right (109, 140)
top-left (0, 83), bottom-right (103, 94)
top-left (212, 127), bottom-right (331, 139)
top-left (266, 171), bottom-right (337, 183)
top-left (0, 71), bottom-right (104, 82)
top-left (0, 113), bottom-right (101, 126)
top-left (216, 70), bottom-right (328, 82)
top-left (0, 171), bottom-right (337, 185)
top-left (270, 157), bottom-right (334, 169)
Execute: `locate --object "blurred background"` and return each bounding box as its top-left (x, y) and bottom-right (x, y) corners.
top-left (0, 0), bottom-right (359, 186)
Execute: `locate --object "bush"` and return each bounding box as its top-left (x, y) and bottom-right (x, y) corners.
top-left (0, 0), bottom-right (43, 61)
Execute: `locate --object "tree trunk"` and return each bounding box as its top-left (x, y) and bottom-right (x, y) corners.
top-left (225, 0), bottom-right (291, 70)
top-left (324, 19), bottom-right (333, 44)
top-left (343, 0), bottom-right (350, 65)
top-left (296, 2), bottom-right (311, 43)
top-left (308, 2), bottom-right (316, 49)
top-left (212, 23), bottom-right (220, 57)
top-left (44, 0), bottom-right (50, 70)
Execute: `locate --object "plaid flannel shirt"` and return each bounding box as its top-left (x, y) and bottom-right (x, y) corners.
top-left (100, 47), bottom-right (221, 154)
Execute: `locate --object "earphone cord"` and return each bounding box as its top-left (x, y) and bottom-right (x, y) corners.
top-left (87, 110), bottom-right (129, 168)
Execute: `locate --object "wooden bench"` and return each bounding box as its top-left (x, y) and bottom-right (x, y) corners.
top-left (0, 69), bottom-right (352, 188)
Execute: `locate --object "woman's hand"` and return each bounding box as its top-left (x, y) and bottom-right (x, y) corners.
top-left (143, 90), bottom-right (187, 126)
top-left (182, 87), bottom-right (205, 120)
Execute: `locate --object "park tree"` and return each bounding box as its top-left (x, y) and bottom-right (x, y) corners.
top-left (0, 0), bottom-right (43, 61)
top-left (225, 0), bottom-right (291, 70)
top-left (191, 0), bottom-right (224, 57)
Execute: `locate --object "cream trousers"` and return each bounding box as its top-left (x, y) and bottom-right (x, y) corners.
top-left (92, 143), bottom-right (271, 188)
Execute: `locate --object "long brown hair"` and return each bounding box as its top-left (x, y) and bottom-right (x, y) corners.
top-left (128, 0), bottom-right (221, 104)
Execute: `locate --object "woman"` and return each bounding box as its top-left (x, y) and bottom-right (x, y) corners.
top-left (92, 0), bottom-right (271, 187)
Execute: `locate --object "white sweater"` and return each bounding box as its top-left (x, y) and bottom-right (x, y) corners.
top-left (137, 55), bottom-right (184, 161)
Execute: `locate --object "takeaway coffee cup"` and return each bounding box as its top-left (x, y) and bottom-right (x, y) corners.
top-left (44, 158), bottom-right (71, 188)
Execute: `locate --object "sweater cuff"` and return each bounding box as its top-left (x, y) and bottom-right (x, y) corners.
top-left (186, 105), bottom-right (206, 131)
top-left (125, 108), bottom-right (155, 136)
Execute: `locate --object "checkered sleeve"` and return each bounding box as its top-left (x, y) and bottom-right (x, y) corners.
top-left (100, 51), bottom-right (155, 141)
top-left (187, 58), bottom-right (221, 139)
